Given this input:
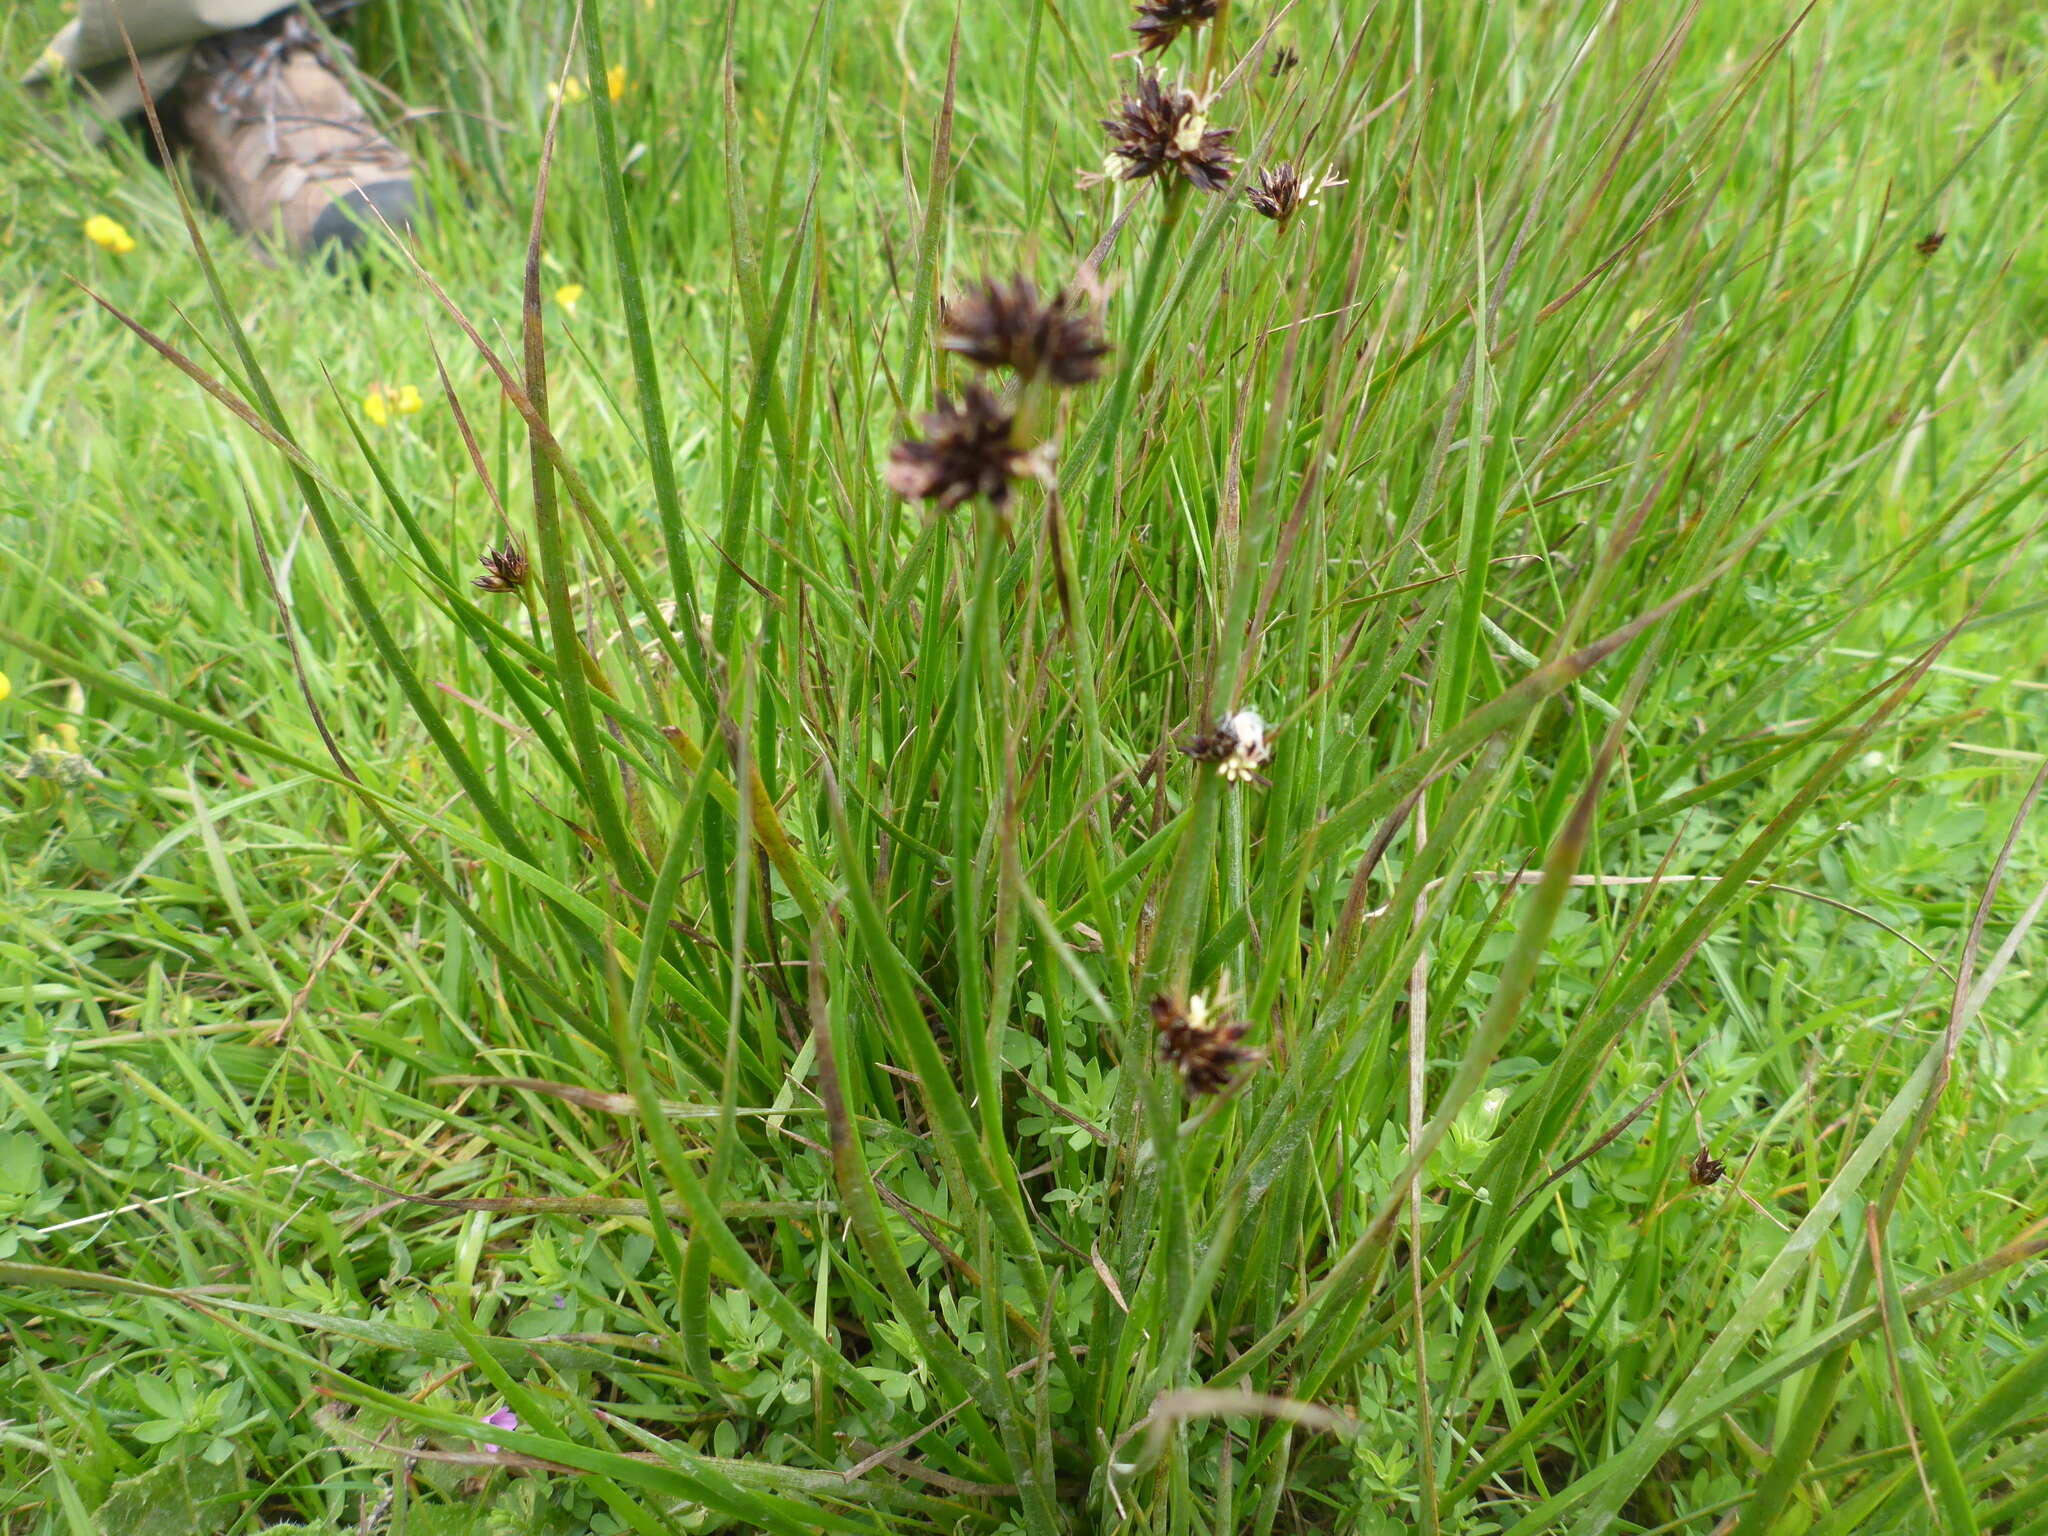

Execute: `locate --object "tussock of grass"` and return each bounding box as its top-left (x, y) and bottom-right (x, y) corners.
top-left (3, 1), bottom-right (2047, 1533)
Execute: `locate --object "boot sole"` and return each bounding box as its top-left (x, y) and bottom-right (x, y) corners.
top-left (310, 179), bottom-right (427, 260)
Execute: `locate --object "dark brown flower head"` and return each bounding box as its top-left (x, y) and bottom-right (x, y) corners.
top-left (1181, 709), bottom-right (1273, 785)
top-left (885, 385), bottom-right (1030, 511)
top-left (1247, 163), bottom-right (1307, 223)
top-left (474, 541), bottom-right (531, 594)
top-left (1689, 1147), bottom-right (1727, 1187)
top-left (941, 277), bottom-right (1109, 387)
top-left (1268, 45), bottom-right (1300, 77)
top-left (1101, 74), bottom-right (1236, 194)
top-left (1131, 0), bottom-right (1218, 54)
top-left (1916, 230), bottom-right (1946, 259)
top-left (1152, 991), bottom-right (1258, 1096)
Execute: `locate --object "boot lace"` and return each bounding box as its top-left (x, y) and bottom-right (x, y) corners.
top-left (193, 2), bottom-right (405, 177)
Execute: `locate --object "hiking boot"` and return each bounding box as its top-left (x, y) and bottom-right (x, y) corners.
top-left (177, 11), bottom-right (423, 262)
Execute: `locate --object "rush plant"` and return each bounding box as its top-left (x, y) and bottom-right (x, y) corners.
top-left (3, 1), bottom-right (2046, 1534)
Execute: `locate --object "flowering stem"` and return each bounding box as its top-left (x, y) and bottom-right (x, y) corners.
top-left (1045, 485), bottom-right (1134, 1021)
top-left (1149, 753), bottom-right (1223, 1000)
top-left (1203, 0), bottom-right (1231, 88)
top-left (1223, 767), bottom-right (1248, 984)
top-left (1043, 180), bottom-right (1190, 997)
top-left (954, 506), bottom-right (1008, 1150)
top-left (1011, 374), bottom-right (1053, 452)
top-left (579, 0), bottom-right (714, 714)
top-left (521, 235), bottom-right (647, 889)
top-left (1082, 178), bottom-right (1188, 566)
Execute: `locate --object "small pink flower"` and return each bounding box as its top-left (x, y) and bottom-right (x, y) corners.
top-left (481, 1407), bottom-right (518, 1454)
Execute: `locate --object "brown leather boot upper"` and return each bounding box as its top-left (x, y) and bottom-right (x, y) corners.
top-left (177, 13), bottom-right (423, 261)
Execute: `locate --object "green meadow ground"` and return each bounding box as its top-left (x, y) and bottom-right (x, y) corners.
top-left (4, 0), bottom-right (2048, 1531)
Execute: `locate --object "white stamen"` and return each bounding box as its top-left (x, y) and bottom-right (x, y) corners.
top-left (1213, 710), bottom-right (1273, 783)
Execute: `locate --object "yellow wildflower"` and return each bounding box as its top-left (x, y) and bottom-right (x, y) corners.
top-left (84, 214), bottom-right (137, 254)
top-left (364, 383), bottom-right (424, 424)
top-left (555, 283), bottom-right (585, 311)
top-left (607, 64), bottom-right (627, 101)
top-left (0, 671), bottom-right (11, 705)
top-left (546, 76), bottom-right (589, 105)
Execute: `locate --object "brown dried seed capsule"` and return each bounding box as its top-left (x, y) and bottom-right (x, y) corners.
top-left (1101, 73), bottom-right (1237, 194)
top-left (1916, 231), bottom-right (1946, 259)
top-left (474, 541), bottom-right (531, 594)
top-left (940, 277), bottom-right (1110, 387)
top-left (1689, 1147), bottom-right (1727, 1187)
top-left (1152, 992), bottom-right (1259, 1096)
top-left (884, 384), bottom-right (1031, 511)
top-left (1247, 163), bottom-right (1306, 223)
top-left (1131, 0), bottom-right (1219, 55)
top-left (1268, 45), bottom-right (1300, 76)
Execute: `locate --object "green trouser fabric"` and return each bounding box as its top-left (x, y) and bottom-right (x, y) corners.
top-left (25, 0), bottom-right (295, 122)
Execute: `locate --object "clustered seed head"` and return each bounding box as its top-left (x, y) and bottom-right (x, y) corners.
top-left (1101, 73), bottom-right (1237, 194)
top-left (885, 384), bottom-right (1031, 511)
top-left (1182, 709), bottom-right (1274, 784)
top-left (941, 277), bottom-right (1110, 387)
top-left (1916, 231), bottom-right (1946, 259)
top-left (1152, 992), bottom-right (1258, 1096)
top-left (474, 541), bottom-right (531, 594)
top-left (1130, 0), bottom-right (1219, 55)
top-left (1268, 45), bottom-right (1300, 77)
top-left (1246, 163), bottom-right (1307, 223)
top-left (1689, 1147), bottom-right (1727, 1187)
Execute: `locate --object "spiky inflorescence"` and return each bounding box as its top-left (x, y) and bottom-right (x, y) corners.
top-left (1152, 993), bottom-right (1257, 1096)
top-left (1130, 0), bottom-right (1219, 54)
top-left (1101, 74), bottom-right (1237, 194)
top-left (1246, 163), bottom-right (1307, 223)
top-left (884, 385), bottom-right (1030, 511)
top-left (941, 277), bottom-right (1110, 387)
top-left (473, 541), bottom-right (531, 594)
